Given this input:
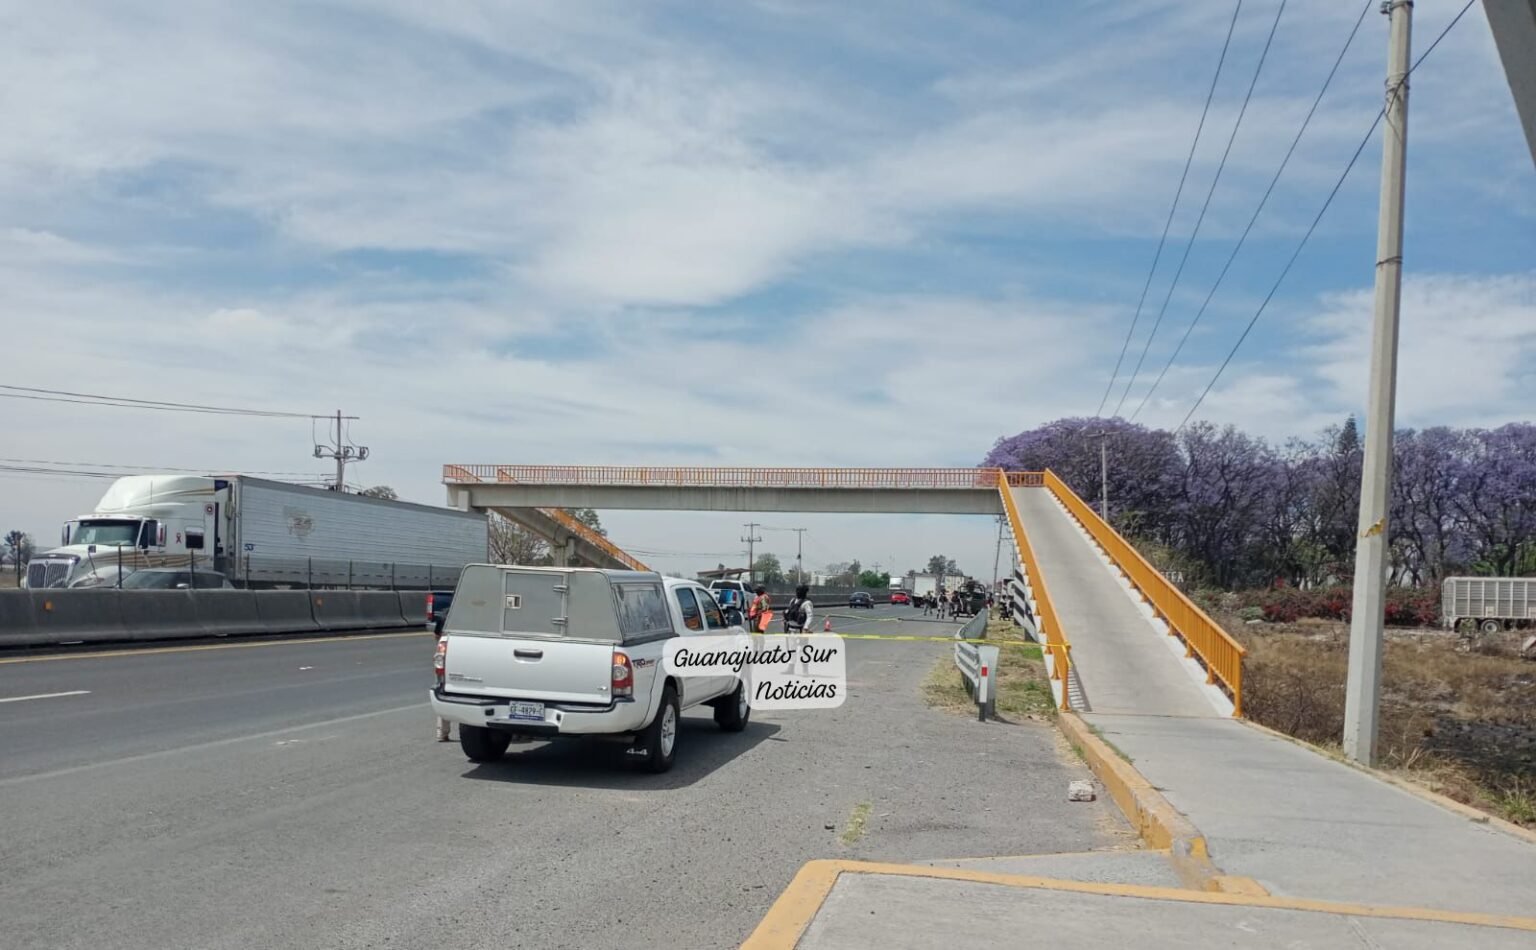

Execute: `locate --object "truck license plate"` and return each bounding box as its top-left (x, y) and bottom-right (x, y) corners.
top-left (508, 702), bottom-right (545, 722)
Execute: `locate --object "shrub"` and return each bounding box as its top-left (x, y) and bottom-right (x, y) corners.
top-left (1238, 606), bottom-right (1264, 623)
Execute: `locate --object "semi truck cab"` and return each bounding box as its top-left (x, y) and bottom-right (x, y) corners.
top-left (26, 475), bottom-right (227, 588)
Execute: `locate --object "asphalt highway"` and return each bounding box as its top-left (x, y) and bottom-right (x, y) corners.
top-left (0, 605), bottom-right (1124, 950)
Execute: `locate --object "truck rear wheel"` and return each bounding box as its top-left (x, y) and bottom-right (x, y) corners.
top-left (638, 685), bottom-right (679, 774)
top-left (714, 678), bottom-right (750, 733)
top-left (1480, 619), bottom-right (1502, 635)
top-left (460, 724), bottom-right (511, 763)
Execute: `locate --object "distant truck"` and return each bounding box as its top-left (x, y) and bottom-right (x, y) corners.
top-left (25, 474), bottom-right (488, 590)
top-left (1442, 576), bottom-right (1536, 634)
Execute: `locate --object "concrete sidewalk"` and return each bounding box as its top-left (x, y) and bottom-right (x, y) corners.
top-left (768, 863), bottom-right (1536, 949)
top-left (1085, 713), bottom-right (1536, 915)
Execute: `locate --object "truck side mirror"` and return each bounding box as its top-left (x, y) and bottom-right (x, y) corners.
top-left (140, 520), bottom-right (159, 550)
top-left (62, 525), bottom-right (72, 545)
top-left (157, 523), bottom-right (167, 547)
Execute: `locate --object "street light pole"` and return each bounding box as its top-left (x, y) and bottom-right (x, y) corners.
top-left (1344, 0), bottom-right (1413, 766)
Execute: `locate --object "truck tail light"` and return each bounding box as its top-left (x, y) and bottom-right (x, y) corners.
top-left (426, 592), bottom-right (435, 622)
top-left (611, 650), bottom-right (634, 699)
top-left (433, 637), bottom-right (447, 688)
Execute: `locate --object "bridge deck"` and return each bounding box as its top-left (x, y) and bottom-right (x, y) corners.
top-left (1012, 486), bottom-right (1217, 718)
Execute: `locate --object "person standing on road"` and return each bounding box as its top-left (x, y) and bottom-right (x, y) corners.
top-left (783, 584), bottom-right (813, 634)
top-left (748, 585), bottom-right (772, 633)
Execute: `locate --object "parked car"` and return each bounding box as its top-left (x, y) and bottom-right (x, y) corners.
top-left (890, 590), bottom-right (911, 605)
top-left (119, 568), bottom-right (234, 590)
top-left (848, 591), bottom-right (874, 609)
top-left (431, 565), bottom-right (749, 773)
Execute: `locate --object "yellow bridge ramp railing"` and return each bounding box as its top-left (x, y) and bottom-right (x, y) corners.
top-left (442, 465), bottom-right (651, 573)
top-left (1041, 470), bottom-right (1245, 717)
top-left (995, 469), bottom-right (1072, 710)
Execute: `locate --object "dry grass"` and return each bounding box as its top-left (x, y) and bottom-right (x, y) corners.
top-left (0, 572), bottom-right (20, 589)
top-left (921, 615), bottom-right (1057, 721)
top-left (1226, 611), bottom-right (1536, 826)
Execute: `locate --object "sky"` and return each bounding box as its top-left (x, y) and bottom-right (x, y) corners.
top-left (2, 0), bottom-right (1532, 579)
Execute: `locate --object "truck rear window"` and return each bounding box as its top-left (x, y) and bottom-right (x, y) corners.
top-left (614, 582), bottom-right (671, 638)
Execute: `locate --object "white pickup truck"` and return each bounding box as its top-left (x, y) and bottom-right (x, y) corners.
top-left (430, 565), bottom-right (750, 773)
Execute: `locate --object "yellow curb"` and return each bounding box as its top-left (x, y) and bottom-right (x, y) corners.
top-left (741, 859), bottom-right (841, 950)
top-left (741, 859), bottom-right (1536, 948)
top-left (1238, 718), bottom-right (1536, 847)
top-left (1055, 711), bottom-right (1224, 891)
top-left (1211, 874), bottom-right (1270, 897)
top-left (0, 630), bottom-right (428, 665)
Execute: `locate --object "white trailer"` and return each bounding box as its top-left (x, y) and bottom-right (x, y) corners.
top-left (28, 474), bottom-right (488, 590)
top-left (1442, 576), bottom-right (1536, 634)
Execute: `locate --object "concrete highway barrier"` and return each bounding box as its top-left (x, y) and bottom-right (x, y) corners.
top-left (254, 590), bottom-right (320, 634)
top-left (356, 591), bottom-right (409, 629)
top-left (194, 590), bottom-right (268, 637)
top-left (119, 591), bottom-right (204, 641)
top-left (31, 589), bottom-right (127, 644)
top-left (310, 591), bottom-right (372, 632)
top-left (0, 591), bottom-right (38, 647)
top-left (397, 591), bottom-right (427, 628)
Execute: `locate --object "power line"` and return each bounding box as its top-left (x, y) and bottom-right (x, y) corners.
top-left (0, 384), bottom-right (349, 420)
top-left (1113, 0), bottom-right (1287, 418)
top-left (1175, 0), bottom-right (1478, 432)
top-left (1129, 0), bottom-right (1372, 422)
top-left (0, 457), bottom-right (328, 477)
top-left (1096, 0), bottom-right (1244, 418)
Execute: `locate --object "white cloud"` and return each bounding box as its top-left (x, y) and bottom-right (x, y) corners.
top-left (0, 0), bottom-right (1531, 578)
top-left (1304, 274), bottom-right (1536, 427)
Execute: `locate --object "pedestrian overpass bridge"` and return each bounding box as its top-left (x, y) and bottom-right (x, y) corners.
top-left (442, 464), bottom-right (1246, 719)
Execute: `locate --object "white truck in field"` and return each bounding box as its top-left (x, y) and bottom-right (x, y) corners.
top-left (431, 565), bottom-right (749, 772)
top-left (26, 474), bottom-right (488, 590)
top-left (1442, 576), bottom-right (1536, 634)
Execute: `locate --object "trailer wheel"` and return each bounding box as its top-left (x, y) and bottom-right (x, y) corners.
top-left (1479, 619), bottom-right (1502, 635)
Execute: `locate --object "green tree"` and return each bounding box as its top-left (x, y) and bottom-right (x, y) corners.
top-left (4, 529), bottom-right (33, 582)
top-left (925, 554), bottom-right (959, 575)
top-left (857, 570), bottom-right (890, 589)
top-left (359, 485), bottom-right (398, 500)
top-left (571, 508), bottom-right (605, 536)
top-left (753, 553), bottom-right (784, 584)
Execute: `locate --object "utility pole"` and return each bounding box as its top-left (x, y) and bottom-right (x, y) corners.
top-left (791, 527), bottom-right (806, 585)
top-left (741, 522), bottom-right (763, 585)
top-left (1344, 0), bottom-right (1412, 766)
top-left (991, 514), bottom-right (1006, 591)
top-left (313, 409), bottom-right (366, 491)
top-left (1091, 430), bottom-right (1110, 521)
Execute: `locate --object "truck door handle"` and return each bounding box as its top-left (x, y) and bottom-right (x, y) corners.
top-left (514, 648), bottom-right (543, 659)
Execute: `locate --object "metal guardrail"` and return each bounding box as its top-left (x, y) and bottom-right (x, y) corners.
top-left (954, 638), bottom-right (1000, 721)
top-left (1042, 470), bottom-right (1245, 716)
top-left (445, 465), bottom-right (1045, 490)
top-left (956, 609), bottom-right (989, 640)
top-left (444, 465), bottom-right (650, 572)
top-left (996, 469), bottom-right (1071, 710)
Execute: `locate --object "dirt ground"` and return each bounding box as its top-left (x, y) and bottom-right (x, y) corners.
top-left (1222, 611), bottom-right (1536, 826)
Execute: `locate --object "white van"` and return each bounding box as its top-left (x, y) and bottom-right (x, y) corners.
top-left (431, 565), bottom-right (750, 773)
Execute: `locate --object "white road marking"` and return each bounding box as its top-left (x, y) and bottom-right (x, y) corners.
top-left (0, 690), bottom-right (91, 704)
